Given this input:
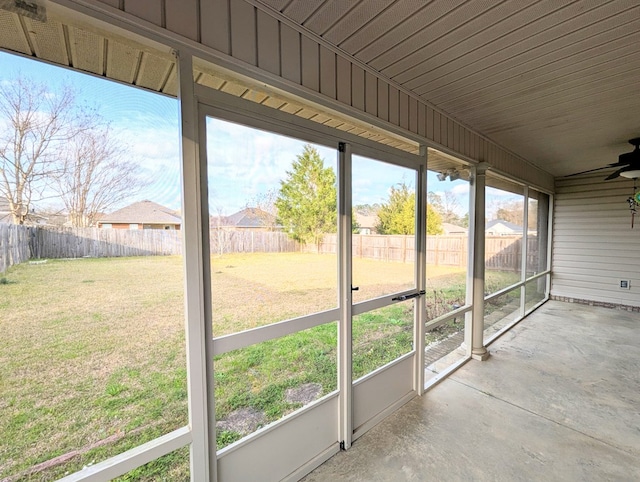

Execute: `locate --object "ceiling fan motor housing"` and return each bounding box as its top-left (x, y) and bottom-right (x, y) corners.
top-left (618, 138), bottom-right (640, 164)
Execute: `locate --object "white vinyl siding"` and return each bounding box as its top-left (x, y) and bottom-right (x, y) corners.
top-left (552, 175), bottom-right (640, 307)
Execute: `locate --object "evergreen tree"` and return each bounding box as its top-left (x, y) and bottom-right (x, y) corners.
top-left (275, 145), bottom-right (337, 247)
top-left (377, 182), bottom-right (443, 235)
top-left (426, 203), bottom-right (444, 235)
top-left (376, 183), bottom-right (415, 234)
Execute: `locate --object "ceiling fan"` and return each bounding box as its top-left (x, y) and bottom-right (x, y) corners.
top-left (566, 138), bottom-right (640, 180)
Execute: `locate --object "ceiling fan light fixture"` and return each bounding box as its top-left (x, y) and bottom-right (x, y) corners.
top-left (619, 170), bottom-right (640, 179)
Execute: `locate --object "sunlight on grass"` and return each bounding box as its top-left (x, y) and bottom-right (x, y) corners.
top-left (211, 253), bottom-right (337, 335)
top-left (212, 252), bottom-right (467, 336)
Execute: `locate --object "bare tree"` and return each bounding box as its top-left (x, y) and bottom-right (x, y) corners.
top-left (0, 76), bottom-right (85, 224)
top-left (428, 190), bottom-right (464, 225)
top-left (247, 188), bottom-right (279, 230)
top-left (495, 200), bottom-right (525, 225)
top-left (210, 195), bottom-right (232, 256)
top-left (441, 191), bottom-right (463, 224)
top-left (54, 124), bottom-right (143, 227)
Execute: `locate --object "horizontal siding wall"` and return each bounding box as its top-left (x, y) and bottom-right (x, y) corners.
top-left (552, 175), bottom-right (640, 307)
top-left (84, 0), bottom-right (553, 191)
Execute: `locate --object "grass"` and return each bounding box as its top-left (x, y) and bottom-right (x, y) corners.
top-left (0, 253), bottom-right (521, 480)
top-left (0, 257), bottom-right (188, 480)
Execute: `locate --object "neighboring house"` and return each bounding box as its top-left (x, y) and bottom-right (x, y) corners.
top-left (441, 223), bottom-right (468, 235)
top-left (45, 213), bottom-right (71, 227)
top-left (0, 200), bottom-right (11, 224)
top-left (485, 219), bottom-right (523, 236)
top-left (354, 213), bottom-right (378, 235)
top-left (97, 200), bottom-right (181, 230)
top-left (213, 207), bottom-right (280, 231)
top-left (0, 199), bottom-right (49, 225)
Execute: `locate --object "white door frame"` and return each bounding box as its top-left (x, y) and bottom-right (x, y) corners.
top-left (195, 84), bottom-right (425, 481)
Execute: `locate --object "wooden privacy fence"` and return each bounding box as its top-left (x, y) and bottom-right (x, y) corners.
top-left (0, 225), bottom-right (301, 272)
top-left (32, 227), bottom-right (299, 259)
top-left (0, 223), bottom-right (31, 273)
top-left (31, 227), bottom-right (183, 259)
top-left (209, 229), bottom-right (300, 255)
top-left (1, 224), bottom-right (539, 273)
top-left (315, 234), bottom-right (540, 271)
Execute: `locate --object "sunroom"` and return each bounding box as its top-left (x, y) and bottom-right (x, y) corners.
top-left (0, 1), bottom-right (638, 481)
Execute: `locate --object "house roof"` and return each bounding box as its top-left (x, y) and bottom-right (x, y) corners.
top-left (486, 219), bottom-right (523, 232)
top-left (442, 223), bottom-right (467, 234)
top-left (224, 207), bottom-right (276, 228)
top-left (355, 213), bottom-right (378, 229)
top-left (99, 200), bottom-right (181, 225)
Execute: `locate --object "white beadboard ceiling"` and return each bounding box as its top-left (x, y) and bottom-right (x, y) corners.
top-left (1, 0), bottom-right (639, 178)
top-left (261, 0), bottom-right (640, 178)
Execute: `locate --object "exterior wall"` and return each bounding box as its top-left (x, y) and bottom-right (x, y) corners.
top-left (552, 175), bottom-right (640, 307)
top-left (68, 0), bottom-right (553, 192)
top-left (100, 222), bottom-right (135, 229)
top-left (142, 224), bottom-right (181, 230)
top-left (99, 222), bottom-right (181, 230)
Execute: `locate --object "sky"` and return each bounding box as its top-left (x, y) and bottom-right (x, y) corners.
top-left (0, 51), bottom-right (182, 210)
top-left (0, 50), bottom-right (518, 218)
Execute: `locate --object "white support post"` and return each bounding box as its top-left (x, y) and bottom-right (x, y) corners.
top-left (463, 168), bottom-right (475, 356)
top-left (337, 142), bottom-right (353, 450)
top-left (471, 163), bottom-right (490, 361)
top-left (176, 50), bottom-right (215, 481)
top-left (520, 186), bottom-right (529, 316)
top-left (414, 147), bottom-right (427, 394)
top-left (545, 194), bottom-right (554, 297)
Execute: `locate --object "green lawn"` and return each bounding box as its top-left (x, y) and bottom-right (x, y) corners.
top-left (0, 253), bottom-right (520, 480)
top-left (0, 257), bottom-right (188, 481)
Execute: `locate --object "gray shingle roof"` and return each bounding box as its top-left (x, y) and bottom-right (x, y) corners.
top-left (225, 207), bottom-right (276, 228)
top-left (485, 219), bottom-right (523, 232)
top-left (442, 222), bottom-right (467, 234)
top-left (99, 200), bottom-right (181, 225)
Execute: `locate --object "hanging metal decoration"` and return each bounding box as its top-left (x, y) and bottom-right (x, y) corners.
top-left (627, 179), bottom-right (640, 228)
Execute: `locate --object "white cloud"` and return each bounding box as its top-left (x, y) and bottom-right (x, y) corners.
top-left (204, 118), bottom-right (344, 213)
top-left (113, 123), bottom-right (181, 209)
top-left (450, 183), bottom-right (470, 195)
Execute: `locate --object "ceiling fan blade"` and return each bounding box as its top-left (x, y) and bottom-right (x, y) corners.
top-left (564, 165), bottom-right (615, 177)
top-left (605, 167), bottom-right (626, 180)
top-left (607, 160), bottom-right (631, 168)
top-left (563, 137), bottom-right (640, 179)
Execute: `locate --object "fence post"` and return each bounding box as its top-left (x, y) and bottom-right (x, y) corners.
top-left (385, 236), bottom-right (389, 262)
top-left (402, 236), bottom-right (407, 263)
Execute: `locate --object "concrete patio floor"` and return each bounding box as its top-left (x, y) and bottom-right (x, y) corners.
top-left (302, 300), bottom-right (640, 481)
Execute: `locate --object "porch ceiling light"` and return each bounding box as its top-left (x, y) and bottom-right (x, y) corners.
top-left (437, 169), bottom-right (461, 181)
top-left (620, 170), bottom-right (640, 179)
